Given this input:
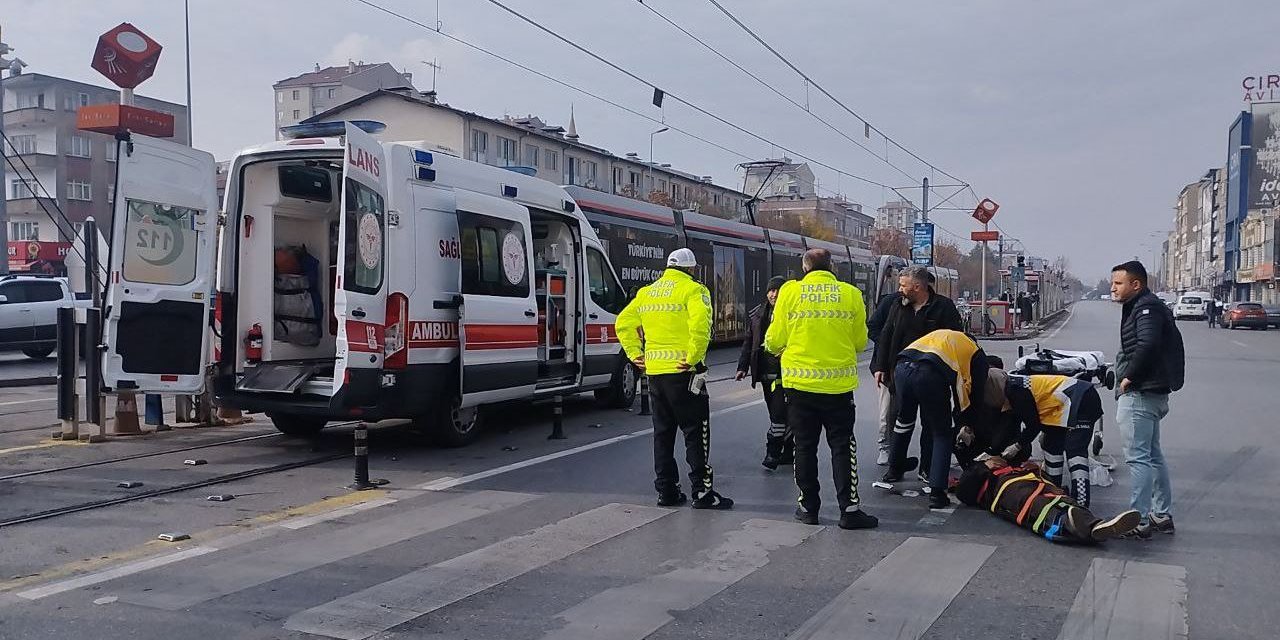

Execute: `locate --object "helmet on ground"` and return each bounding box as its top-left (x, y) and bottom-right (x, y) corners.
top-left (667, 248), bottom-right (697, 268)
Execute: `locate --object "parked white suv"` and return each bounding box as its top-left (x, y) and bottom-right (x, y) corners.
top-left (1173, 291), bottom-right (1211, 320)
top-left (0, 275), bottom-right (85, 359)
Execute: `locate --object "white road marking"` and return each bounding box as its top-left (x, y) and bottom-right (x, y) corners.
top-left (543, 518), bottom-right (822, 640)
top-left (916, 506), bottom-right (956, 527)
top-left (279, 497), bottom-right (399, 530)
top-left (1042, 303), bottom-right (1076, 341)
top-left (786, 536), bottom-right (995, 640)
top-left (1057, 558), bottom-right (1188, 640)
top-left (1231, 339), bottom-right (1248, 348)
top-left (16, 547), bottom-right (219, 600)
top-left (415, 398), bottom-right (765, 492)
top-left (121, 491), bottom-right (538, 611)
top-left (284, 503), bottom-right (673, 640)
top-left (0, 397), bottom-right (55, 407)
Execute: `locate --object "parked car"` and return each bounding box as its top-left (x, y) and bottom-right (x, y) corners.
top-left (1156, 291), bottom-right (1178, 309)
top-left (1265, 305), bottom-right (1280, 328)
top-left (1173, 292), bottom-right (1211, 320)
top-left (1225, 302), bottom-right (1269, 330)
top-left (0, 275), bottom-right (88, 359)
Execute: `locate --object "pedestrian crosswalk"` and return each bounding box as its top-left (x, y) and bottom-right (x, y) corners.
top-left (4, 488), bottom-right (1192, 640)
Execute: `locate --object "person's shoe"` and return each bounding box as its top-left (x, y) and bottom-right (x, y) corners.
top-left (876, 448), bottom-right (890, 466)
top-left (1090, 509), bottom-right (1142, 542)
top-left (917, 470), bottom-right (931, 485)
top-left (880, 457), bottom-right (919, 483)
top-left (691, 490), bottom-right (734, 510)
top-left (928, 493), bottom-right (951, 510)
top-left (761, 453), bottom-right (780, 471)
top-left (657, 489), bottom-right (687, 507)
top-left (1119, 520), bottom-right (1154, 541)
top-left (794, 506), bottom-right (820, 525)
top-left (838, 508), bottom-right (879, 530)
top-left (1062, 506), bottom-right (1094, 540)
top-left (777, 449), bottom-right (795, 466)
top-left (1151, 513), bottom-right (1176, 535)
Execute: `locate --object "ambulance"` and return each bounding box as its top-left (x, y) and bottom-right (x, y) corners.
top-left (100, 122), bottom-right (636, 446)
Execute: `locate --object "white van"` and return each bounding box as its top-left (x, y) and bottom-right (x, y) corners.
top-left (100, 123), bottom-right (636, 446)
top-left (1173, 291), bottom-right (1211, 320)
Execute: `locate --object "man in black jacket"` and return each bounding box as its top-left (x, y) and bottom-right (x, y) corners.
top-left (870, 266), bottom-right (965, 477)
top-left (736, 276), bottom-right (792, 469)
top-left (867, 287), bottom-right (900, 465)
top-left (1110, 260), bottom-right (1185, 540)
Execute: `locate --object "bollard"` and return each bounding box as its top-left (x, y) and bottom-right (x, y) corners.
top-left (347, 423), bottom-right (389, 490)
top-left (638, 374), bottom-right (651, 416)
top-left (548, 395), bottom-right (566, 440)
top-left (83, 307), bottom-right (107, 442)
top-left (55, 307), bottom-right (80, 441)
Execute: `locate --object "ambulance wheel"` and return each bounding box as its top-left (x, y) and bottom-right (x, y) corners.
top-left (268, 413), bottom-right (327, 437)
top-left (22, 345), bottom-right (55, 360)
top-left (422, 399), bottom-right (483, 448)
top-left (594, 359), bottom-right (638, 409)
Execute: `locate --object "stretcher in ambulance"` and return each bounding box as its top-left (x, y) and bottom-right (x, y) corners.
top-left (100, 122), bottom-right (635, 446)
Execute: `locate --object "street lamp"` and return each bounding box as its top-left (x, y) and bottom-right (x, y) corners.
top-left (647, 127), bottom-right (668, 201)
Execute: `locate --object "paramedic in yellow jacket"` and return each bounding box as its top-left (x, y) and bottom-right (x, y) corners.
top-left (615, 248), bottom-right (733, 510)
top-left (764, 248), bottom-right (879, 530)
top-left (886, 328), bottom-right (989, 509)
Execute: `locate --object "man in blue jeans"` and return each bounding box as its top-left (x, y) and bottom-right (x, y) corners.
top-left (1110, 260), bottom-right (1185, 540)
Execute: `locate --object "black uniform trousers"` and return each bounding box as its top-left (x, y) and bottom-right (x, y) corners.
top-left (762, 379), bottom-right (793, 457)
top-left (787, 389), bottom-right (860, 513)
top-left (892, 359), bottom-right (954, 495)
top-left (1041, 386), bottom-right (1103, 508)
top-left (648, 371), bottom-right (713, 496)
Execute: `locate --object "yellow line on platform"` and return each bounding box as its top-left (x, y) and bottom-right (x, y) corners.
top-left (0, 440), bottom-right (82, 456)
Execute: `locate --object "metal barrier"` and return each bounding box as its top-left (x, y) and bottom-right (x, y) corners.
top-left (347, 423), bottom-right (389, 490)
top-left (54, 307), bottom-right (81, 441)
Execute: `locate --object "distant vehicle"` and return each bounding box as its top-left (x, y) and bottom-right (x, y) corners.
top-left (1155, 291), bottom-right (1178, 308)
top-left (0, 275), bottom-right (88, 359)
top-left (1225, 302), bottom-right (1269, 330)
top-left (1264, 305), bottom-right (1280, 328)
top-left (1173, 291), bottom-right (1211, 320)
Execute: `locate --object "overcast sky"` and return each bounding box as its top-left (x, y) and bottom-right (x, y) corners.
top-left (7, 0), bottom-right (1279, 281)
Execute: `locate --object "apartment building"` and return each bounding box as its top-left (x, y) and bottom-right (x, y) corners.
top-left (273, 61), bottom-right (417, 134)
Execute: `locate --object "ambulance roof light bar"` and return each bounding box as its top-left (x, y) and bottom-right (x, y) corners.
top-left (279, 120), bottom-right (386, 139)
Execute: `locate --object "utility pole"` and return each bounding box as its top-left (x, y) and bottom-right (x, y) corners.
top-left (921, 177), bottom-right (929, 224)
top-left (185, 0), bottom-right (193, 142)
top-left (0, 26), bottom-right (27, 275)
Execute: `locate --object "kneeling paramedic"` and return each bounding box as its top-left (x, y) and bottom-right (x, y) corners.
top-left (887, 329), bottom-right (988, 508)
top-left (616, 248), bottom-right (733, 510)
top-left (953, 456), bottom-right (1140, 544)
top-left (764, 248), bottom-right (878, 530)
top-left (988, 371), bottom-right (1103, 508)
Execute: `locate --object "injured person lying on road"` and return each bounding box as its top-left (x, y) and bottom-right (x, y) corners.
top-left (951, 456), bottom-right (1140, 544)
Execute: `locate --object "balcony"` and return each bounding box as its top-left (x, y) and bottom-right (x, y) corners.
top-left (4, 197), bottom-right (61, 219)
top-left (2, 107), bottom-right (61, 129)
top-left (4, 151), bottom-right (59, 170)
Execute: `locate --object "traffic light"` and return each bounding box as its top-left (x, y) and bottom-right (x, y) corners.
top-left (1016, 255), bottom-right (1025, 267)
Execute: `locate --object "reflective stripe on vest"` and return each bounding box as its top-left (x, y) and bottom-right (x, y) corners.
top-left (782, 366), bottom-right (859, 381)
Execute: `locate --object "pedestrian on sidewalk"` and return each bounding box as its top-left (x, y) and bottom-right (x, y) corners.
top-left (1109, 260), bottom-right (1184, 540)
top-left (616, 249), bottom-right (732, 510)
top-left (736, 276), bottom-right (793, 470)
top-left (764, 249), bottom-right (877, 529)
top-left (870, 266), bottom-right (964, 472)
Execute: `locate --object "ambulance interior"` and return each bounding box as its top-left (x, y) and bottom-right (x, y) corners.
top-left (530, 212), bottom-right (581, 387)
top-left (233, 159), bottom-right (342, 390)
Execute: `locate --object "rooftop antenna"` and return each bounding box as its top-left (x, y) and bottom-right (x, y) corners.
top-left (420, 59), bottom-right (442, 93)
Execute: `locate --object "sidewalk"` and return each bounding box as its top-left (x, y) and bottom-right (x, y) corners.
top-left (977, 305), bottom-right (1072, 341)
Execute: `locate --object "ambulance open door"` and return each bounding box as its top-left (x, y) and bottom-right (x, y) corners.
top-left (331, 123), bottom-right (389, 396)
top-left (101, 134), bottom-right (218, 394)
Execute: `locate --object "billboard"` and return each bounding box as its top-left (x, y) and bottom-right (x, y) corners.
top-left (1250, 103), bottom-right (1280, 209)
top-left (911, 222), bottom-right (934, 266)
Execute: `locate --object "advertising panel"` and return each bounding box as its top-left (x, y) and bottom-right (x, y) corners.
top-left (1250, 103), bottom-right (1280, 209)
top-left (911, 222), bottom-right (934, 266)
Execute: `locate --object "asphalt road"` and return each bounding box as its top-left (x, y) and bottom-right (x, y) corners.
top-left (0, 301), bottom-right (1273, 639)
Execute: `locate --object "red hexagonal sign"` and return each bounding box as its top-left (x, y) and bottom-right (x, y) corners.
top-left (90, 22), bottom-right (163, 89)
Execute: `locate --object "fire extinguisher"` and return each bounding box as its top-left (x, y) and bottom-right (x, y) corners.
top-left (244, 323), bottom-right (264, 363)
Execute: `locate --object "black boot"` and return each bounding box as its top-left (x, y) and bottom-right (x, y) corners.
top-left (880, 456), bottom-right (919, 483)
top-left (777, 442), bottom-right (795, 466)
top-left (761, 434), bottom-right (784, 470)
top-left (657, 487), bottom-right (687, 507)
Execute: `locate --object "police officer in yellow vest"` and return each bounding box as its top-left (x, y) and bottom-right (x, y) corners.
top-left (616, 248), bottom-right (733, 510)
top-left (764, 249), bottom-right (878, 530)
top-left (887, 328), bottom-right (989, 509)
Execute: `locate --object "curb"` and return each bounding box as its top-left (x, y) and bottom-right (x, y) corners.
top-left (978, 305), bottom-right (1073, 342)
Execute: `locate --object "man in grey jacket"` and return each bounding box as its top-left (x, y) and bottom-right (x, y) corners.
top-left (1110, 260), bottom-right (1185, 540)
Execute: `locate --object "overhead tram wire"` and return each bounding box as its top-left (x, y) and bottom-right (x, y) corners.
top-left (469, 0), bottom-right (895, 190)
top-left (703, 0), bottom-right (973, 198)
top-left (631, 0), bottom-right (922, 186)
top-left (351, 0), bottom-right (892, 191)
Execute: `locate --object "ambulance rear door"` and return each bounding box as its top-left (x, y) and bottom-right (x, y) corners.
top-left (331, 123), bottom-right (389, 395)
top-left (456, 191), bottom-right (538, 408)
top-left (101, 134), bottom-right (218, 394)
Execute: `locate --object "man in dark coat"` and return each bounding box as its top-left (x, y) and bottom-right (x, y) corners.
top-left (737, 276), bottom-right (792, 469)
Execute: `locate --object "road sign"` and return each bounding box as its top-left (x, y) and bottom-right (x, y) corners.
top-left (1011, 265), bottom-right (1025, 282)
top-left (912, 222), bottom-right (934, 266)
top-left (971, 230), bottom-right (1000, 242)
top-left (972, 199), bottom-right (1000, 224)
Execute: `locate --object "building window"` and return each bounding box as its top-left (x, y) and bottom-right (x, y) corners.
top-left (15, 93), bottom-right (46, 109)
top-left (613, 167), bottom-right (624, 189)
top-left (496, 136), bottom-right (518, 166)
top-left (471, 130), bottom-right (489, 163)
top-left (524, 144), bottom-right (540, 168)
top-left (79, 93), bottom-right (90, 107)
top-left (327, 87), bottom-right (337, 99)
top-left (69, 136), bottom-right (92, 158)
top-left (107, 185), bottom-right (115, 205)
top-left (105, 142), bottom-right (117, 163)
top-left (10, 222), bottom-right (39, 241)
top-left (9, 180), bottom-right (38, 200)
top-left (63, 96), bottom-right (76, 112)
top-left (8, 135), bottom-right (37, 155)
top-left (277, 92), bottom-right (284, 104)
top-left (292, 110), bottom-right (300, 120)
top-left (629, 171), bottom-right (641, 189)
top-left (543, 149), bottom-right (558, 172)
top-left (582, 160), bottom-right (598, 188)
top-left (292, 89), bottom-right (300, 100)
top-left (67, 181), bottom-right (92, 201)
